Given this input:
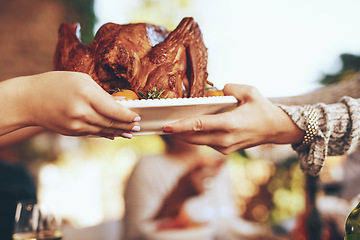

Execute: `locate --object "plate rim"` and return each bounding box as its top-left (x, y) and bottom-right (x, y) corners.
top-left (117, 95), bottom-right (237, 108)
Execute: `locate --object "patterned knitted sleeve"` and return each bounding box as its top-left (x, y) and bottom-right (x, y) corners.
top-left (278, 97), bottom-right (360, 176)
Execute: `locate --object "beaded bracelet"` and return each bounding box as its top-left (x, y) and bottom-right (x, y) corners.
top-left (294, 105), bottom-right (319, 151)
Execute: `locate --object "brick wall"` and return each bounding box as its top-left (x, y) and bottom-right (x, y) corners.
top-left (0, 0), bottom-right (66, 81)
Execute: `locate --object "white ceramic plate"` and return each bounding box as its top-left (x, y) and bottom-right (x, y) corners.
top-left (117, 96), bottom-right (237, 135)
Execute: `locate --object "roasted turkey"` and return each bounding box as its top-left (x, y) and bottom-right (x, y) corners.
top-left (54, 17), bottom-right (208, 98)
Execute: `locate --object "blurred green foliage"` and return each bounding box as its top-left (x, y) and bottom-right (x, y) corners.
top-left (320, 53), bottom-right (360, 85)
top-left (269, 157), bottom-right (305, 224)
top-left (227, 151), bottom-right (305, 228)
top-left (62, 0), bottom-right (96, 44)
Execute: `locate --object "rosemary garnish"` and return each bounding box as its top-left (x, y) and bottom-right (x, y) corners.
top-left (138, 85), bottom-right (168, 99)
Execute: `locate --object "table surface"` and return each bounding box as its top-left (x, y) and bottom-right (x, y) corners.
top-left (62, 219), bottom-right (123, 240)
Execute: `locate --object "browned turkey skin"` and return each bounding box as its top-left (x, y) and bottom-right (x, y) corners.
top-left (54, 17), bottom-right (208, 98)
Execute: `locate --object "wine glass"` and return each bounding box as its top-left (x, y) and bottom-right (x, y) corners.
top-left (12, 200), bottom-right (63, 240)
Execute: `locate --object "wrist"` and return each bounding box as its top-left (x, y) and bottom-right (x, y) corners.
top-left (271, 106), bottom-right (305, 145)
top-left (0, 76), bottom-right (31, 134)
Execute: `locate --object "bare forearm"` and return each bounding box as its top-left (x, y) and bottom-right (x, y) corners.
top-left (0, 126), bottom-right (44, 149)
top-left (0, 76), bottom-right (32, 135)
top-left (0, 71), bottom-right (141, 139)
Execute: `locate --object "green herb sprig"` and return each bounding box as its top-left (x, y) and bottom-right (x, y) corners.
top-left (138, 85), bottom-right (168, 99)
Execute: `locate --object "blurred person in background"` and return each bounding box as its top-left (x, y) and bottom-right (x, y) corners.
top-left (123, 135), bottom-right (272, 240)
